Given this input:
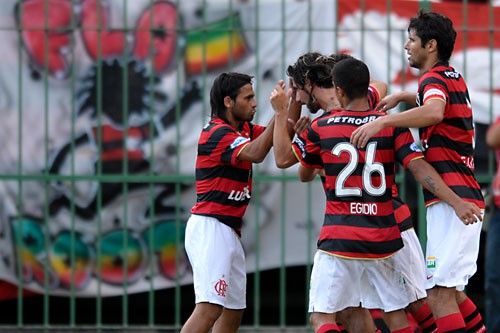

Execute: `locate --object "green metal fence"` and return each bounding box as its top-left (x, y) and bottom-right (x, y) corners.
top-left (0, 0), bottom-right (496, 331)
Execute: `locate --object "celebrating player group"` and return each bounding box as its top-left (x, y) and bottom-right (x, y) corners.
top-left (181, 9), bottom-right (486, 333)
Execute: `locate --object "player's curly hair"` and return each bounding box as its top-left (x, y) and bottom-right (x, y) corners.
top-left (408, 9), bottom-right (456, 64)
top-left (287, 52), bottom-right (352, 89)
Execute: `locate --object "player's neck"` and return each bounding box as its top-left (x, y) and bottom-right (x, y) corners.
top-left (342, 98), bottom-right (370, 112)
top-left (322, 88), bottom-right (340, 111)
top-left (224, 112), bottom-right (242, 131)
top-left (420, 57), bottom-right (440, 74)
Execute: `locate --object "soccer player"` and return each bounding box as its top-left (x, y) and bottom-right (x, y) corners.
top-left (181, 72), bottom-right (299, 333)
top-left (286, 52), bottom-right (387, 119)
top-left (485, 116), bottom-right (500, 332)
top-left (270, 57), bottom-right (482, 333)
top-left (289, 52), bottom-right (387, 333)
top-left (350, 10), bottom-right (486, 333)
top-left (291, 52), bottom-right (437, 333)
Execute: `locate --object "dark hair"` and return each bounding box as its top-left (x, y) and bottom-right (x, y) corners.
top-left (210, 72), bottom-right (253, 120)
top-left (408, 10), bottom-right (456, 64)
top-left (331, 53), bottom-right (354, 64)
top-left (332, 57), bottom-right (369, 100)
top-left (286, 52), bottom-right (342, 89)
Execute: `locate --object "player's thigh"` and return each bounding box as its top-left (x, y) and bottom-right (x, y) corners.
top-left (308, 251), bottom-right (363, 314)
top-left (426, 202), bottom-right (483, 289)
top-left (185, 215), bottom-right (243, 307)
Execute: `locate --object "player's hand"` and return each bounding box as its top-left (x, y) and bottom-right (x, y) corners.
top-left (288, 78), bottom-right (298, 101)
top-left (293, 116), bottom-right (311, 135)
top-left (453, 201), bottom-right (483, 225)
top-left (375, 94), bottom-right (401, 111)
top-left (350, 117), bottom-right (384, 148)
top-left (270, 80), bottom-right (290, 115)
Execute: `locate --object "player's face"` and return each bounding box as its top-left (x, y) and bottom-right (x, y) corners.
top-left (306, 98), bottom-right (321, 114)
top-left (295, 84), bottom-right (321, 114)
top-left (231, 83), bottom-right (257, 122)
top-left (404, 29), bottom-right (426, 69)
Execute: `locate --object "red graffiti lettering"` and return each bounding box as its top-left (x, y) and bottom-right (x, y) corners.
top-left (80, 0), bottom-right (126, 60)
top-left (16, 0), bottom-right (73, 77)
top-left (133, 1), bottom-right (177, 73)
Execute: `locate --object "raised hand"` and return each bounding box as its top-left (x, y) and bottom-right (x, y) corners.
top-left (270, 80), bottom-right (290, 116)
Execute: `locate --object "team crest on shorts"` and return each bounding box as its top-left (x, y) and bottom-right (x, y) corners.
top-left (214, 277), bottom-right (228, 297)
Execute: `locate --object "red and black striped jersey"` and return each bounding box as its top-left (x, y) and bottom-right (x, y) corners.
top-left (416, 63), bottom-right (484, 208)
top-left (191, 118), bottom-right (265, 232)
top-left (368, 85), bottom-right (414, 231)
top-left (319, 175), bottom-right (413, 232)
top-left (292, 110), bottom-right (424, 259)
top-left (490, 117), bottom-right (500, 207)
top-left (367, 85), bottom-right (380, 110)
top-left (392, 184), bottom-right (413, 232)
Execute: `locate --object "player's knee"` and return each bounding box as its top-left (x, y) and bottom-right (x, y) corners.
top-left (309, 312), bottom-right (322, 331)
top-left (427, 286), bottom-right (456, 306)
top-left (455, 290), bottom-right (467, 304)
top-left (195, 302), bottom-right (224, 324)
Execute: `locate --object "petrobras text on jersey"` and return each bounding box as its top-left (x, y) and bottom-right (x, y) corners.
top-left (327, 115), bottom-right (377, 126)
top-left (350, 202), bottom-right (378, 215)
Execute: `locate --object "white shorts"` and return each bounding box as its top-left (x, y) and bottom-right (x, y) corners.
top-left (184, 214), bottom-right (246, 309)
top-left (308, 250), bottom-right (409, 313)
top-left (425, 202), bottom-right (483, 291)
top-left (392, 228), bottom-right (427, 303)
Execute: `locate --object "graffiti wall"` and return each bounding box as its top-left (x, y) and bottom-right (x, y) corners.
top-left (0, 0), bottom-right (499, 296)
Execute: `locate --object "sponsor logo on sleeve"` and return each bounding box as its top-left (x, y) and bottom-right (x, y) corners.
top-left (409, 142), bottom-right (422, 152)
top-left (230, 136), bottom-right (250, 149)
top-left (292, 136), bottom-right (306, 158)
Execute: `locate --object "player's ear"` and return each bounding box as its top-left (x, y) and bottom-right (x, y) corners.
top-left (224, 96), bottom-right (234, 108)
top-left (426, 39), bottom-right (437, 52)
top-left (334, 85), bottom-right (345, 98)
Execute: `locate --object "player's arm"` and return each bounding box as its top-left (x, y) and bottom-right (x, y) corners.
top-left (375, 91), bottom-right (417, 111)
top-left (351, 98), bottom-right (445, 148)
top-left (239, 80), bottom-right (301, 163)
top-left (298, 166), bottom-right (319, 182)
top-left (370, 79), bottom-right (388, 100)
top-left (237, 117), bottom-right (275, 163)
top-left (286, 78), bottom-right (303, 132)
top-left (486, 118), bottom-right (500, 149)
top-left (378, 98), bottom-right (444, 128)
top-left (270, 81), bottom-right (300, 168)
top-left (407, 157), bottom-right (483, 225)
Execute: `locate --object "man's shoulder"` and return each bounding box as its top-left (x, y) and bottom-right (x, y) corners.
top-left (204, 118), bottom-right (232, 131)
top-left (311, 111), bottom-right (338, 124)
top-left (427, 64), bottom-right (462, 79)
